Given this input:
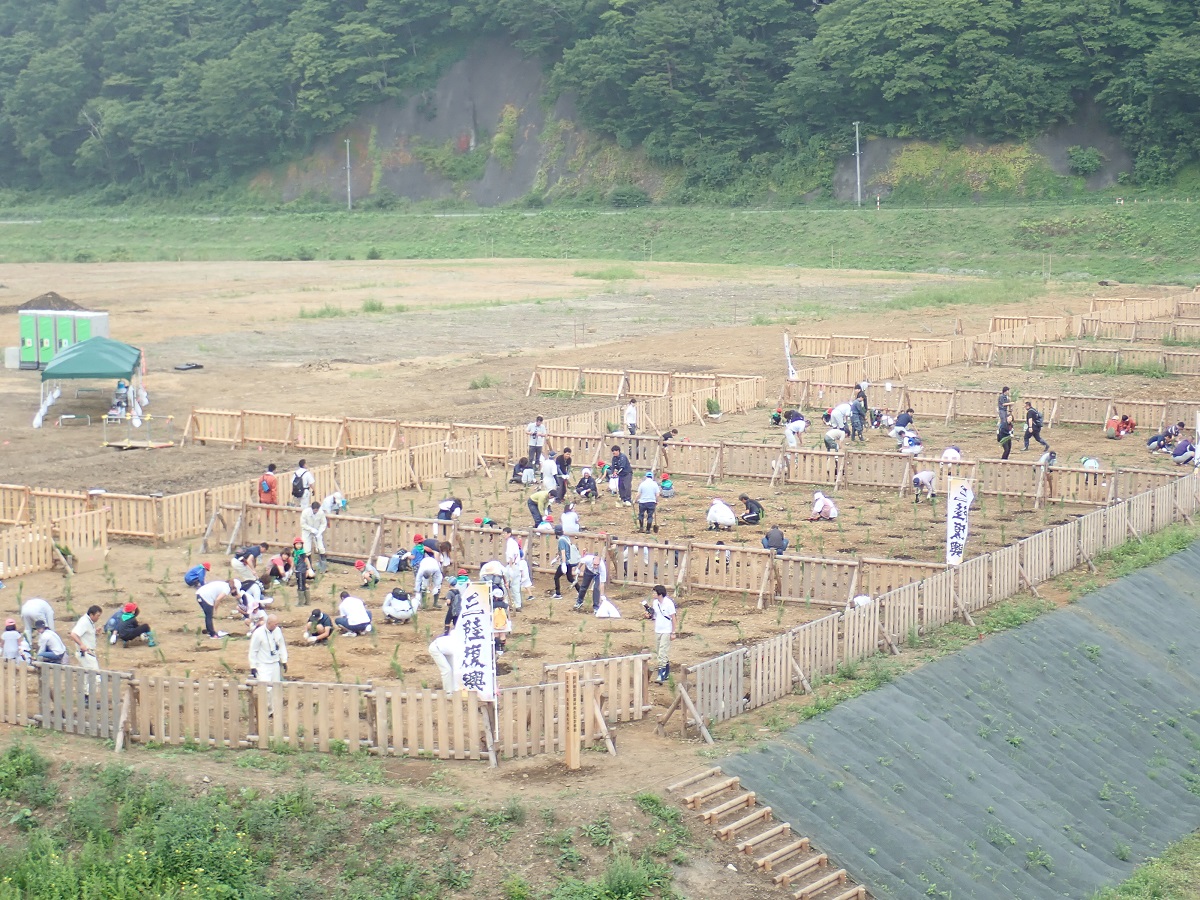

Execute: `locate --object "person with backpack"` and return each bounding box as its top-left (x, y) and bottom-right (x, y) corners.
top-left (1023, 402), bottom-right (1049, 451)
top-left (184, 562), bottom-right (210, 588)
top-left (997, 413), bottom-right (1014, 460)
top-left (258, 463), bottom-right (278, 505)
top-left (290, 460), bottom-right (315, 508)
top-left (383, 588), bottom-right (416, 624)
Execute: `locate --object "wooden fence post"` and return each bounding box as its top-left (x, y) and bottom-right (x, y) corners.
top-left (564, 670), bottom-right (581, 770)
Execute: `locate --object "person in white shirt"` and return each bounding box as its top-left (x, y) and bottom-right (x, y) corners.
top-left (940, 446), bottom-right (962, 464)
top-left (574, 553), bottom-right (607, 612)
top-left (526, 416), bottom-right (548, 465)
top-left (335, 591), bottom-right (373, 636)
top-left (826, 402), bottom-right (853, 431)
top-left (248, 614), bottom-right (288, 683)
top-left (383, 588), bottom-right (416, 624)
top-left (560, 504), bottom-right (581, 535)
top-left (20, 597), bottom-right (54, 645)
top-left (540, 452), bottom-right (558, 492)
top-left (320, 491), bottom-right (347, 515)
top-left (1, 618), bottom-right (30, 662)
top-left (624, 399), bottom-right (638, 435)
top-left (912, 470), bottom-right (937, 502)
top-left (414, 550), bottom-right (443, 608)
top-left (706, 498), bottom-right (736, 531)
top-left (195, 579), bottom-right (233, 638)
top-left (636, 472), bottom-right (662, 534)
top-left (248, 614), bottom-right (288, 714)
top-left (502, 528), bottom-right (524, 611)
top-left (69, 606), bottom-right (102, 676)
top-left (1080, 455), bottom-right (1103, 486)
top-left (645, 585), bottom-right (676, 683)
top-left (429, 632), bottom-right (460, 693)
top-left (899, 430), bottom-right (923, 457)
top-left (291, 459), bottom-right (315, 508)
top-left (300, 502), bottom-right (329, 571)
top-left (36, 621), bottom-right (68, 664)
top-left (808, 492), bottom-right (839, 521)
top-left (785, 415), bottom-right (808, 449)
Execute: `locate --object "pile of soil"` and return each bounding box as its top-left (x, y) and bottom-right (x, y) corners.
top-left (7, 291), bottom-right (89, 313)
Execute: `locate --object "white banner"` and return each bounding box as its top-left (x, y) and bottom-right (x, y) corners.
top-left (451, 582), bottom-right (496, 702)
top-left (784, 332), bottom-right (797, 381)
top-left (945, 476), bottom-right (974, 567)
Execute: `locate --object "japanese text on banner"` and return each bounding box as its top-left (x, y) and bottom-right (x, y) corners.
top-left (452, 583), bottom-right (496, 702)
top-left (945, 476), bottom-right (974, 567)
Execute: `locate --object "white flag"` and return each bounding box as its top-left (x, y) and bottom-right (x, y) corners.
top-left (451, 583), bottom-right (497, 702)
top-left (783, 333), bottom-right (797, 381)
top-left (945, 476), bottom-right (974, 566)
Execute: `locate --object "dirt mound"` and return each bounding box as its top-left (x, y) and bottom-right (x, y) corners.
top-left (18, 291), bottom-right (88, 311)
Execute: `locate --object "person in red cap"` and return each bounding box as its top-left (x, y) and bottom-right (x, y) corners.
top-left (184, 561), bottom-right (210, 588)
top-left (115, 602), bottom-right (153, 645)
top-left (355, 558), bottom-right (380, 588)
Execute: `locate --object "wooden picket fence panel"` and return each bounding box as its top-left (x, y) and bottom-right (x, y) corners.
top-left (38, 664), bottom-right (129, 739)
top-left (686, 649), bottom-right (746, 725)
top-left (1051, 520), bottom-right (1079, 577)
top-left (0, 659), bottom-right (35, 726)
top-left (378, 515), bottom-right (452, 557)
top-left (255, 681), bottom-right (374, 752)
top-left (535, 365), bottom-right (583, 393)
top-left (957, 554), bottom-right (990, 612)
top-left (134, 676), bottom-right (249, 748)
top-left (665, 441), bottom-right (722, 479)
top-left (185, 408), bottom-right (242, 446)
top-left (158, 490), bottom-right (208, 542)
top-left (455, 424), bottom-right (509, 461)
top-left (0, 484), bottom-right (30, 525)
top-left (343, 417), bottom-right (400, 452)
top-left (611, 540), bottom-right (687, 588)
top-left (242, 410), bottom-right (294, 447)
top-left (721, 442), bottom-right (781, 480)
top-left (783, 449), bottom-right (840, 486)
top-left (375, 451), bottom-right (417, 492)
top-left (400, 422), bottom-right (455, 449)
top-left (793, 615), bottom-right (840, 680)
top-left (747, 632), bottom-right (795, 709)
top-left (921, 570), bottom-right (956, 629)
top-left (1128, 491), bottom-right (1154, 535)
top-left (0, 522), bottom-right (55, 577)
top-left (686, 543), bottom-right (774, 597)
top-left (842, 599), bottom-right (880, 662)
top-left (30, 488), bottom-right (90, 525)
top-left (543, 654), bottom-right (652, 724)
top-left (333, 454), bottom-right (375, 499)
top-left (374, 687), bottom-right (488, 759)
top-left (1020, 531), bottom-right (1053, 584)
top-left (842, 451), bottom-right (908, 488)
top-left (496, 679), bottom-right (605, 758)
top-left (53, 508), bottom-right (109, 570)
top-left (410, 441), bottom-right (447, 483)
top-left (775, 555), bottom-right (857, 607)
top-left (880, 582), bottom-right (921, 642)
top-left (862, 558), bottom-right (946, 597)
top-left (321, 515), bottom-right (382, 560)
top-left (445, 436), bottom-right (481, 477)
top-left (104, 493), bottom-right (159, 542)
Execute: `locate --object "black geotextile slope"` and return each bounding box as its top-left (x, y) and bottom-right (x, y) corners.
top-left (723, 545), bottom-right (1200, 900)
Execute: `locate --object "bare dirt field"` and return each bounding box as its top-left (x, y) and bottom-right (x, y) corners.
top-left (0, 258), bottom-right (1117, 491)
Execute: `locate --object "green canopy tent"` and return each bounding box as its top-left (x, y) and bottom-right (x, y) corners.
top-left (38, 336), bottom-right (143, 412)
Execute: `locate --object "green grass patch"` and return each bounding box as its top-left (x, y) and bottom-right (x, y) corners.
top-left (298, 303), bottom-right (347, 319)
top-left (1093, 523), bottom-right (1200, 578)
top-left (469, 374), bottom-right (500, 390)
top-left (573, 265), bottom-right (639, 280)
top-left (361, 298), bottom-right (385, 313)
top-left (1161, 337), bottom-right (1200, 349)
top-left (1093, 830), bottom-right (1200, 899)
top-left (886, 279), bottom-right (1047, 310)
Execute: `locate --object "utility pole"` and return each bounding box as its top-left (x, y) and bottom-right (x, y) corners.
top-left (853, 121), bottom-right (862, 208)
top-left (345, 139), bottom-right (352, 211)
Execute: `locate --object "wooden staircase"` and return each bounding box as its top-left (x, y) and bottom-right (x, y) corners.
top-left (667, 767), bottom-right (868, 900)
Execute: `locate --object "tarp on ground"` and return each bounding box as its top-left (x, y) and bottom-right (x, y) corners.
top-left (40, 336), bottom-right (140, 382)
top-left (723, 543), bottom-right (1200, 900)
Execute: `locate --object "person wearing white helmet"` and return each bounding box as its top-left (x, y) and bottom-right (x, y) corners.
top-left (808, 492), bottom-right (839, 521)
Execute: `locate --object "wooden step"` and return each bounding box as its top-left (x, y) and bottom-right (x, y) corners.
top-left (829, 888), bottom-right (866, 900)
top-left (667, 767), bottom-right (721, 793)
top-left (756, 837), bottom-right (810, 870)
top-left (716, 805), bottom-right (772, 840)
top-left (737, 822), bottom-right (790, 854)
top-left (700, 791), bottom-right (756, 823)
top-left (794, 868), bottom-right (847, 900)
top-left (774, 853), bottom-right (827, 886)
top-left (684, 776), bottom-right (739, 809)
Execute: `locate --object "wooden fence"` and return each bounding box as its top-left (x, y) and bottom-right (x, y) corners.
top-left (0, 653), bottom-right (644, 764)
top-left (660, 467), bottom-right (1200, 743)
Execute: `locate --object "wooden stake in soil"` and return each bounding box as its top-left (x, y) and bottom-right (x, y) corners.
top-left (564, 669), bottom-right (581, 770)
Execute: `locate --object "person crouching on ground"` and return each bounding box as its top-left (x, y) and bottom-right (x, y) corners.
top-left (706, 498), bottom-right (736, 531)
top-left (355, 558), bottom-right (380, 588)
top-left (306, 608), bottom-right (334, 643)
top-left (383, 588), bottom-right (416, 624)
top-left (115, 602), bottom-right (153, 645)
top-left (808, 492), bottom-right (839, 521)
top-left (762, 525), bottom-right (789, 554)
top-left (738, 494), bottom-right (764, 525)
top-left (335, 590), bottom-right (373, 636)
top-left (575, 467), bottom-right (597, 501)
top-left (912, 470), bottom-right (936, 503)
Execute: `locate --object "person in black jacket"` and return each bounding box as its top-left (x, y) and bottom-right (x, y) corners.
top-left (1022, 401), bottom-right (1049, 451)
top-left (555, 447), bottom-right (573, 503)
top-left (737, 494), bottom-right (764, 525)
top-left (997, 414), bottom-right (1014, 460)
top-left (610, 445), bottom-right (633, 505)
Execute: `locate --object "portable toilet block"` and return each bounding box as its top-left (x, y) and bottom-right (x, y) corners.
top-left (18, 311), bottom-right (37, 368)
top-left (72, 311), bottom-right (109, 342)
top-left (36, 311), bottom-right (58, 366)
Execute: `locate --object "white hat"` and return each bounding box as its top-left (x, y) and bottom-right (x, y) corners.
top-left (813, 492), bottom-right (824, 501)
top-left (582, 467), bottom-right (592, 475)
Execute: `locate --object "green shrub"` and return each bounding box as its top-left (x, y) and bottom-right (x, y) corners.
top-left (705, 398), bottom-right (721, 415)
top-left (365, 247), bottom-right (383, 260)
top-left (361, 299), bottom-right (385, 313)
top-left (469, 374), bottom-right (499, 390)
top-left (0, 743), bottom-right (49, 800)
top-left (1067, 145), bottom-right (1104, 176)
top-left (608, 184), bottom-right (650, 208)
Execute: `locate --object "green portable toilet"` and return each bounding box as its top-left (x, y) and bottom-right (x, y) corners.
top-left (54, 314), bottom-right (75, 352)
top-left (73, 311), bottom-right (109, 342)
top-left (18, 311), bottom-right (37, 368)
top-left (36, 312), bottom-right (57, 366)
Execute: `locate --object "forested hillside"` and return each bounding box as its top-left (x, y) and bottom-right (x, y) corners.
top-left (0, 0), bottom-right (1196, 197)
